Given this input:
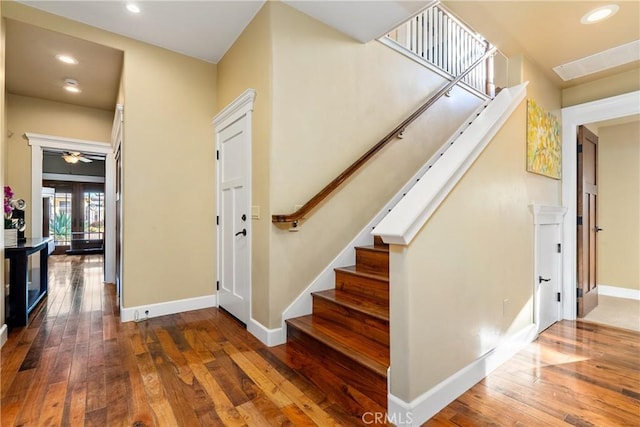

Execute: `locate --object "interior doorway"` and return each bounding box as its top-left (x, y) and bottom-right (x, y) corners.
top-left (43, 180), bottom-right (105, 255)
top-left (42, 149), bottom-right (106, 255)
top-left (560, 90), bottom-right (640, 321)
top-left (26, 133), bottom-right (116, 284)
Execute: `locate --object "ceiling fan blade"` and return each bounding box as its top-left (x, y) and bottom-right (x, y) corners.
top-left (78, 156), bottom-right (93, 163)
top-left (62, 154), bottom-right (78, 163)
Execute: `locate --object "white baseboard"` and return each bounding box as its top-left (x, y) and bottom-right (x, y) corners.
top-left (388, 324), bottom-right (538, 426)
top-left (120, 294), bottom-right (217, 322)
top-left (0, 324), bottom-right (7, 348)
top-left (248, 318), bottom-right (285, 347)
top-left (598, 284), bottom-right (640, 301)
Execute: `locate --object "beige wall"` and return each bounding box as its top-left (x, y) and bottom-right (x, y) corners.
top-left (521, 56), bottom-right (563, 203)
top-left (216, 1), bottom-right (489, 328)
top-left (121, 39), bottom-right (216, 306)
top-left (5, 94), bottom-right (113, 232)
top-left (266, 1), bottom-right (485, 327)
top-left (1, 2), bottom-right (5, 329)
top-left (597, 121), bottom-right (640, 291)
top-left (217, 3), bottom-right (273, 325)
top-left (3, 2), bottom-right (217, 308)
top-left (562, 67), bottom-right (640, 107)
top-left (390, 61), bottom-right (561, 401)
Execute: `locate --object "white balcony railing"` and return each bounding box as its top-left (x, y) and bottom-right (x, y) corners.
top-left (386, 3), bottom-right (494, 96)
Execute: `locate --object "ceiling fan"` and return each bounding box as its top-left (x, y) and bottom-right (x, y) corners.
top-left (62, 152), bottom-right (92, 164)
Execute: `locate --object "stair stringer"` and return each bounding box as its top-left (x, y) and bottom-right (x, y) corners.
top-left (276, 93), bottom-right (497, 346)
top-left (373, 81), bottom-right (529, 245)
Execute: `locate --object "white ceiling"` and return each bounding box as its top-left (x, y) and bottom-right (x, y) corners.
top-left (6, 1), bottom-right (640, 113)
top-left (283, 0), bottom-right (433, 43)
top-left (17, 0), bottom-right (267, 64)
top-left (17, 0), bottom-right (433, 63)
top-left (443, 0), bottom-right (640, 88)
top-left (5, 18), bottom-right (123, 110)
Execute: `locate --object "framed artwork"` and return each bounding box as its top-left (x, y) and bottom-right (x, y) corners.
top-left (527, 99), bottom-right (561, 179)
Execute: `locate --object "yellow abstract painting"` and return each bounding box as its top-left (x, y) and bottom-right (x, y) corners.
top-left (527, 99), bottom-right (561, 179)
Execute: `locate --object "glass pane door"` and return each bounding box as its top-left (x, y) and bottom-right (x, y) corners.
top-left (50, 191), bottom-right (72, 246)
top-left (43, 181), bottom-right (105, 253)
top-left (84, 191), bottom-right (105, 240)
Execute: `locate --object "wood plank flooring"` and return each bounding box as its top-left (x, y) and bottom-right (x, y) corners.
top-left (1, 255), bottom-right (365, 426)
top-left (428, 321), bottom-right (640, 426)
top-left (1, 254), bottom-right (639, 426)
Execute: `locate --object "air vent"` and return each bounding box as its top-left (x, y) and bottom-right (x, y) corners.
top-left (553, 39), bottom-right (640, 81)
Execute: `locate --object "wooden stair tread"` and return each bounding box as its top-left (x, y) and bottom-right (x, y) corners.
top-left (335, 265), bottom-right (389, 282)
top-left (313, 289), bottom-right (389, 321)
top-left (286, 315), bottom-right (389, 377)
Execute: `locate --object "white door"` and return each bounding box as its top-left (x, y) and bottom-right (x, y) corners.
top-left (536, 223), bottom-right (561, 332)
top-left (216, 112), bottom-right (252, 324)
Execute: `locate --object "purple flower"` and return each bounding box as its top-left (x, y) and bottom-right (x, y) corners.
top-left (4, 186), bottom-right (15, 220)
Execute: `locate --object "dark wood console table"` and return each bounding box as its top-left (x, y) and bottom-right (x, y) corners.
top-left (5, 237), bottom-right (53, 327)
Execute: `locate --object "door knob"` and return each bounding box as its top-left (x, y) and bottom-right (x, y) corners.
top-left (594, 226), bottom-right (603, 232)
top-left (241, 214), bottom-right (247, 221)
top-left (235, 229), bottom-right (247, 237)
top-left (538, 276), bottom-right (551, 284)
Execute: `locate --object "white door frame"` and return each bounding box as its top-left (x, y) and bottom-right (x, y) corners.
top-left (531, 204), bottom-right (566, 332)
top-left (213, 89), bottom-right (256, 322)
top-left (560, 91), bottom-right (640, 320)
top-left (112, 105), bottom-right (124, 308)
top-left (26, 133), bottom-right (116, 284)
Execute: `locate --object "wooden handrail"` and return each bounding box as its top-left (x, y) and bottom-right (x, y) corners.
top-left (272, 46), bottom-right (497, 226)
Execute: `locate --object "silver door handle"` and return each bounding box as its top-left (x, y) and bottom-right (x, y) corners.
top-left (235, 229), bottom-right (246, 237)
top-left (539, 276), bottom-right (551, 284)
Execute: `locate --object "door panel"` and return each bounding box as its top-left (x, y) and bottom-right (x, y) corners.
top-left (577, 126), bottom-right (599, 317)
top-left (537, 223), bottom-right (561, 332)
top-left (116, 147), bottom-right (122, 300)
top-left (218, 118), bottom-right (251, 324)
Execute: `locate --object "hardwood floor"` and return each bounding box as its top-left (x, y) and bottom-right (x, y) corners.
top-left (2, 255), bottom-right (639, 426)
top-left (428, 321), bottom-right (640, 426)
top-left (1, 255), bottom-right (366, 426)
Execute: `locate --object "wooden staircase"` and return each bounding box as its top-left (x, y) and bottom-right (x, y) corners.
top-left (285, 236), bottom-right (389, 407)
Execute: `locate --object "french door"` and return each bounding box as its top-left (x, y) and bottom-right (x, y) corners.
top-left (44, 181), bottom-right (105, 253)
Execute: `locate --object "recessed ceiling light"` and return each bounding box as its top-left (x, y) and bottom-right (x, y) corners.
top-left (63, 78), bottom-right (81, 93)
top-left (126, 3), bottom-right (141, 14)
top-left (581, 4), bottom-right (619, 24)
top-left (56, 54), bottom-right (78, 65)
